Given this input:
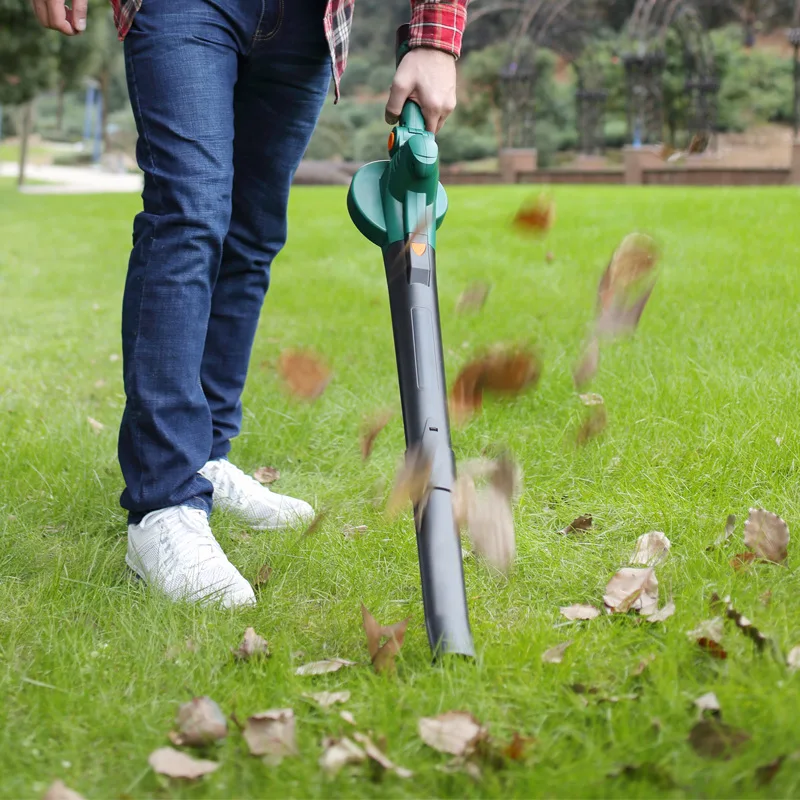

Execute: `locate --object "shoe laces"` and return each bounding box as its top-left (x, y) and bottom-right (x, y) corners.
top-left (163, 506), bottom-right (225, 564)
top-left (211, 460), bottom-right (269, 507)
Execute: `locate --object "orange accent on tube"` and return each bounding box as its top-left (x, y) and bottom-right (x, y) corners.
top-left (387, 131), bottom-right (395, 151)
top-left (410, 242), bottom-right (427, 256)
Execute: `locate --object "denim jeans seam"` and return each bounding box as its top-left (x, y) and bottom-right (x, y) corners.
top-left (246, 0), bottom-right (266, 55)
top-left (253, 0), bottom-right (284, 42)
top-left (125, 42), bottom-right (165, 506)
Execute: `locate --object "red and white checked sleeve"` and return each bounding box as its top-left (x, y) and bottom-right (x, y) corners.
top-left (408, 0), bottom-right (469, 59)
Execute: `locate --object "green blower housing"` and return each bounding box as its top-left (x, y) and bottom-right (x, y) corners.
top-left (346, 25), bottom-right (474, 659)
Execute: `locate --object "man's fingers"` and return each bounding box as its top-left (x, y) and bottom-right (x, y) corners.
top-left (46, 0), bottom-right (76, 34)
top-left (385, 79), bottom-right (411, 125)
top-left (66, 0), bottom-right (88, 32)
top-left (30, 0), bottom-right (49, 27)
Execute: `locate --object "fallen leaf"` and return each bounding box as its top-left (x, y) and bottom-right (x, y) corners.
top-left (787, 645), bottom-right (800, 671)
top-left (243, 709), bottom-right (298, 762)
top-left (687, 617), bottom-right (727, 659)
top-left (93, 379), bottom-right (106, 389)
top-left (87, 416), bottom-right (104, 433)
top-left (730, 551), bottom-right (757, 571)
top-left (148, 747), bottom-right (219, 779)
top-left (579, 393), bottom-right (604, 406)
top-left (418, 711), bottom-right (488, 756)
top-left (295, 659), bottom-right (357, 676)
top-left (558, 514), bottom-right (593, 536)
top-left (560, 604), bottom-right (601, 621)
top-left (360, 409), bottom-right (393, 460)
top-left (503, 732), bottom-right (535, 761)
top-left (630, 531), bottom-right (671, 566)
top-left (688, 719), bottom-right (750, 759)
top-left (253, 466), bottom-right (280, 485)
top-left (340, 710), bottom-right (356, 725)
top-left (343, 524), bottom-right (368, 539)
top-left (545, 251), bottom-right (555, 263)
top-left (169, 697), bottom-right (228, 747)
top-left (512, 194), bottom-right (555, 235)
top-left (361, 605), bottom-right (410, 674)
top-left (386, 446), bottom-right (432, 518)
top-left (595, 233), bottom-right (660, 338)
top-left (756, 755), bottom-right (785, 786)
top-left (646, 600), bottom-right (676, 622)
top-left (542, 640), bottom-right (572, 664)
top-left (278, 349), bottom-right (331, 400)
top-left (304, 691), bottom-right (351, 710)
top-left (632, 654), bottom-right (656, 676)
top-left (604, 568), bottom-right (658, 615)
top-left (302, 508), bottom-right (329, 536)
top-left (708, 513), bottom-right (736, 550)
top-left (710, 593), bottom-right (773, 653)
top-left (353, 732), bottom-right (413, 778)
top-left (575, 405), bottom-right (608, 446)
top-left (253, 564), bottom-right (272, 588)
top-left (455, 281), bottom-right (492, 314)
top-left (319, 736), bottom-right (366, 776)
top-left (744, 508), bottom-right (789, 564)
top-left (41, 782), bottom-right (85, 800)
top-left (694, 692), bottom-right (721, 714)
top-left (573, 337), bottom-right (600, 389)
top-left (233, 627), bottom-right (270, 660)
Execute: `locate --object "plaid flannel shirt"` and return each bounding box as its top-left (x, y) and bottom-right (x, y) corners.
top-left (109, 0), bottom-right (468, 101)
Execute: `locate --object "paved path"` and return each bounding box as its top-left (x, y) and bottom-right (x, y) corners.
top-left (0, 162), bottom-right (143, 194)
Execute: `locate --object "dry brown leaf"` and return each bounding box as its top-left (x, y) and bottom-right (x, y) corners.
top-left (253, 466), bottom-right (280, 485)
top-left (575, 405), bottom-right (608, 446)
top-left (361, 605), bottom-right (410, 674)
top-left (603, 568), bottom-right (658, 615)
top-left (343, 524), bottom-right (368, 539)
top-left (278, 349), bottom-right (331, 400)
top-left (304, 691), bottom-right (351, 710)
top-left (744, 508), bottom-right (789, 564)
top-left (386, 446), bottom-right (432, 518)
top-left (560, 604), bottom-right (601, 621)
top-left (632, 654), bottom-right (656, 676)
top-left (694, 691), bottom-right (721, 714)
top-left (463, 480), bottom-right (516, 574)
top-left (710, 593), bottom-right (773, 653)
top-left (596, 233), bottom-right (660, 338)
top-left (646, 600), bottom-right (676, 623)
top-left (688, 719), bottom-right (750, 760)
top-left (295, 658), bottom-right (357, 676)
top-left (169, 697), bottom-right (228, 747)
top-left (360, 409), bottom-right (393, 460)
top-left (756, 756), bottom-right (785, 786)
top-left (573, 337), bottom-right (600, 389)
top-left (730, 551), bottom-right (757, 571)
top-left (87, 416), bottom-right (104, 433)
top-left (630, 532), bottom-right (671, 566)
top-left (340, 710), bottom-right (357, 725)
top-left (455, 281), bottom-right (492, 314)
top-left (450, 360), bottom-right (487, 424)
top-left (233, 627), bottom-right (270, 660)
top-left (787, 645), bottom-right (800, 671)
top-left (558, 514), bottom-right (593, 536)
top-left (418, 711), bottom-right (488, 757)
top-left (302, 509), bottom-right (329, 537)
top-left (707, 513), bottom-right (736, 550)
top-left (542, 640), bottom-right (572, 664)
top-left (148, 747), bottom-right (219, 779)
top-left (503, 732), bottom-right (535, 761)
top-left (243, 709), bottom-right (298, 762)
top-left (687, 617), bottom-right (727, 659)
top-left (319, 736), bottom-right (366, 776)
top-left (352, 732), bottom-right (413, 778)
top-left (253, 564), bottom-right (273, 589)
top-left (512, 194), bottom-right (555, 235)
top-left (41, 782), bottom-right (85, 800)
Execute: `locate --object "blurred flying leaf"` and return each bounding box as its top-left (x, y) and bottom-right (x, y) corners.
top-left (386, 446), bottom-right (432, 518)
top-left (512, 193), bottom-right (555, 236)
top-left (361, 605), bottom-right (410, 675)
top-left (360, 409), bottom-right (393, 460)
top-left (573, 336), bottom-right (600, 389)
top-left (278, 349), bottom-right (331, 400)
top-left (575, 405), bottom-right (608, 446)
top-left (455, 281), bottom-right (492, 314)
top-left (630, 532), bottom-right (671, 566)
top-left (542, 641), bottom-right (572, 664)
top-left (41, 782), bottom-right (85, 800)
top-left (87, 416), bottom-right (104, 434)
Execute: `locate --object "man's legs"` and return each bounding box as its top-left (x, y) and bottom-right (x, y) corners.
top-left (200, 0), bottom-right (331, 460)
top-left (119, 0), bottom-right (262, 522)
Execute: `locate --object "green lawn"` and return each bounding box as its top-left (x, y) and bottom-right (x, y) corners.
top-left (2, 179), bottom-right (800, 799)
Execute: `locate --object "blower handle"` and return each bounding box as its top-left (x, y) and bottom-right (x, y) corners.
top-left (394, 23), bottom-right (427, 133)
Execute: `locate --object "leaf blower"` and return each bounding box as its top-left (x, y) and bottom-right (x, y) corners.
top-left (347, 25), bottom-right (474, 658)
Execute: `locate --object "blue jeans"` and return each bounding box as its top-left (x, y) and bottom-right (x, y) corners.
top-left (119, 0), bottom-right (331, 523)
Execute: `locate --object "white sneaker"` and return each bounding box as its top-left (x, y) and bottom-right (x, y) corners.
top-left (126, 505), bottom-right (256, 607)
top-left (200, 459), bottom-right (315, 530)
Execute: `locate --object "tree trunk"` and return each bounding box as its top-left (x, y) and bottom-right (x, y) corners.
top-left (17, 102), bottom-right (33, 189)
top-left (56, 80), bottom-right (65, 132)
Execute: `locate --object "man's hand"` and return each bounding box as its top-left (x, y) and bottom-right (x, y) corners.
top-left (385, 47), bottom-right (456, 135)
top-left (29, 0), bottom-right (87, 35)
